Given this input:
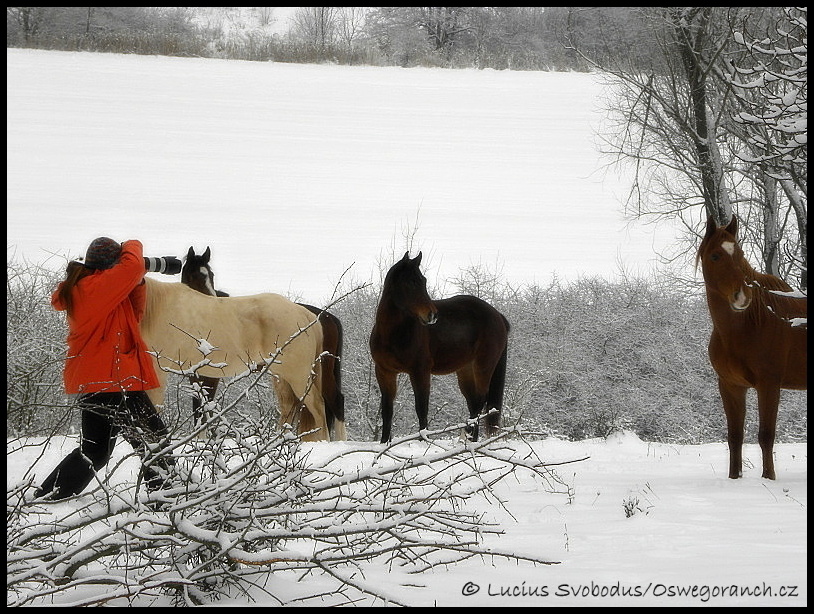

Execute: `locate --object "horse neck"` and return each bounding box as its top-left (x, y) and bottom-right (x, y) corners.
top-left (142, 277), bottom-right (164, 330)
top-left (196, 278), bottom-right (217, 297)
top-left (189, 266), bottom-right (217, 297)
top-left (375, 289), bottom-right (414, 330)
top-left (706, 267), bottom-right (805, 331)
top-left (143, 278), bottom-right (189, 328)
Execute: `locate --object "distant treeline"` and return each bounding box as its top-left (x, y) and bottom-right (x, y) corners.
top-left (7, 7), bottom-right (656, 71)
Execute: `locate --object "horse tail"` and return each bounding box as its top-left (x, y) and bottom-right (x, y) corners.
top-left (485, 316), bottom-right (510, 435)
top-left (300, 305), bottom-right (347, 440)
top-left (300, 313), bottom-right (328, 439)
top-left (330, 312), bottom-right (346, 428)
top-left (319, 310), bottom-right (347, 440)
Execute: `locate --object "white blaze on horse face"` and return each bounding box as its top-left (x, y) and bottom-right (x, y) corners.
top-left (200, 266), bottom-right (217, 296)
top-left (731, 287), bottom-right (751, 311)
top-left (722, 241), bottom-right (736, 256)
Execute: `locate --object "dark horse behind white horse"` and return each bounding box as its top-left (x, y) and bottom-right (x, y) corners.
top-left (181, 247), bottom-right (347, 440)
top-left (140, 277), bottom-right (329, 441)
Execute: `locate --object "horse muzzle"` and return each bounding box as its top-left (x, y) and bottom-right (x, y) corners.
top-left (730, 287), bottom-right (752, 311)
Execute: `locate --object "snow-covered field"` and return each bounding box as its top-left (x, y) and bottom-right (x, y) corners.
top-left (6, 49), bottom-right (806, 606)
top-left (7, 48), bottom-right (684, 303)
top-left (9, 434), bottom-right (807, 606)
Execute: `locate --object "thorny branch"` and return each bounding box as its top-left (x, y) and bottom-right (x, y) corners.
top-left (8, 350), bottom-right (576, 606)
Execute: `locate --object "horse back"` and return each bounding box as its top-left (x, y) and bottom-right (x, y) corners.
top-left (428, 295), bottom-right (509, 374)
top-left (142, 280), bottom-right (321, 377)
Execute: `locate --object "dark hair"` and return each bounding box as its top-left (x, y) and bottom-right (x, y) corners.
top-left (57, 260), bottom-right (94, 317)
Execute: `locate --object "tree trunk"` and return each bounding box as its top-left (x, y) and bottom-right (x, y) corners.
top-left (780, 179), bottom-right (808, 291)
top-left (760, 173), bottom-right (781, 277)
top-left (671, 8), bottom-right (732, 226)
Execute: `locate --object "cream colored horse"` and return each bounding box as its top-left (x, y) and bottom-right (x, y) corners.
top-left (140, 278), bottom-right (328, 441)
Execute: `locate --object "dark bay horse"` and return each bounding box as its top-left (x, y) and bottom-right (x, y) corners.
top-left (182, 247), bottom-right (346, 440)
top-left (370, 252), bottom-right (510, 443)
top-left (697, 216), bottom-right (807, 479)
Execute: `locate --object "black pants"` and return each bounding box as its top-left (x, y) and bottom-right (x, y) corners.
top-left (35, 391), bottom-right (174, 501)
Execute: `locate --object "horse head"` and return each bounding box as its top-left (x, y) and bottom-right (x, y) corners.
top-left (182, 246), bottom-right (217, 297)
top-left (698, 216), bottom-right (752, 312)
top-left (384, 252), bottom-right (438, 325)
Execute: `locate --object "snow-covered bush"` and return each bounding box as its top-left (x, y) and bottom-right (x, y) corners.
top-left (6, 259), bottom-right (72, 437)
top-left (6, 257), bottom-right (807, 444)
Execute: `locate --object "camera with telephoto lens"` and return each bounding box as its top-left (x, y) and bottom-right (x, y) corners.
top-left (144, 256), bottom-right (182, 275)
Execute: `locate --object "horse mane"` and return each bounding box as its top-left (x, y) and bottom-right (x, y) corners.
top-left (737, 262), bottom-right (806, 327)
top-left (747, 278), bottom-right (807, 327)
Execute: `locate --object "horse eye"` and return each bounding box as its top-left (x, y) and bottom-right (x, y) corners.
top-left (710, 253), bottom-right (720, 262)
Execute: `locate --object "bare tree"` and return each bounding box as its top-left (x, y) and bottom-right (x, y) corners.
top-left (290, 6), bottom-right (339, 59)
top-left (579, 9), bottom-right (733, 249)
top-left (253, 7), bottom-right (276, 29)
top-left (6, 7), bottom-right (48, 44)
top-left (725, 7), bottom-right (807, 288)
top-left (336, 7), bottom-right (367, 64)
top-left (574, 7), bottom-right (806, 288)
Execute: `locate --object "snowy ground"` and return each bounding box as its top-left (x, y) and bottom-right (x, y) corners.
top-left (7, 48), bottom-right (685, 304)
top-left (8, 433), bottom-right (807, 606)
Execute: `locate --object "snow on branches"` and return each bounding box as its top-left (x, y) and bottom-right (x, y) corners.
top-left (729, 8), bottom-right (807, 173)
top-left (8, 391), bottom-right (574, 606)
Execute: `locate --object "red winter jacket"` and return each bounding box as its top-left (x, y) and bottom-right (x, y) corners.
top-left (51, 240), bottom-right (160, 394)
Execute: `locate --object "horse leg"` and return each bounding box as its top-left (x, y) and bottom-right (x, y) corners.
top-left (484, 345), bottom-right (508, 437)
top-left (375, 366), bottom-right (398, 443)
top-left (146, 385), bottom-right (165, 413)
top-left (146, 360), bottom-right (167, 411)
top-left (322, 354), bottom-right (347, 441)
top-left (331, 393), bottom-right (347, 441)
top-left (718, 379), bottom-right (747, 479)
top-left (756, 386), bottom-right (781, 480)
top-left (409, 369), bottom-right (432, 435)
top-left (301, 384), bottom-right (329, 443)
top-left (275, 372), bottom-right (328, 443)
top-left (275, 378), bottom-right (301, 433)
top-left (191, 375), bottom-right (219, 428)
top-left (299, 401), bottom-right (317, 438)
top-left (456, 367), bottom-right (485, 442)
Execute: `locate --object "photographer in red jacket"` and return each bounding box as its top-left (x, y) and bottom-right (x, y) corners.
top-left (35, 237), bottom-right (181, 502)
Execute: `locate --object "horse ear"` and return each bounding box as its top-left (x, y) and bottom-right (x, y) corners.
top-left (724, 215), bottom-right (738, 238)
top-left (413, 251), bottom-right (423, 267)
top-left (203, 246), bottom-right (211, 262)
top-left (704, 216), bottom-right (717, 241)
top-left (401, 252), bottom-right (410, 263)
top-left (187, 246), bottom-right (195, 259)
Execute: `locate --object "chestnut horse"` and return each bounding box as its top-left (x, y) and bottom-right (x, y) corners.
top-left (697, 216), bottom-right (807, 479)
top-left (140, 277), bottom-right (329, 441)
top-left (182, 247), bottom-right (346, 440)
top-left (370, 252), bottom-right (510, 443)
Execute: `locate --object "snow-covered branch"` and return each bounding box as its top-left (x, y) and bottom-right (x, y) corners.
top-left (8, 371), bottom-right (572, 606)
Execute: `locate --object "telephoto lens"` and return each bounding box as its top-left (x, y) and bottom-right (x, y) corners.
top-left (144, 256), bottom-right (182, 275)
